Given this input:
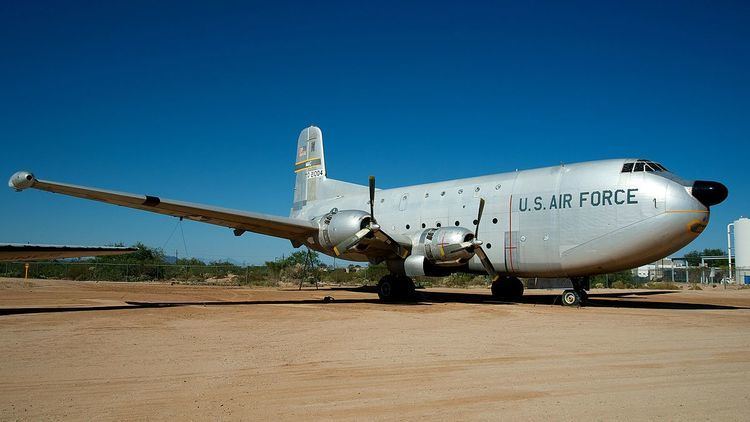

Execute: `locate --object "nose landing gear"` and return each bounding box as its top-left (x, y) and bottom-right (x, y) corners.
top-left (561, 277), bottom-right (590, 307)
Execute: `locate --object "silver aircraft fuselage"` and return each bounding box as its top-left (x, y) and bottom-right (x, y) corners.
top-left (299, 159), bottom-right (712, 277)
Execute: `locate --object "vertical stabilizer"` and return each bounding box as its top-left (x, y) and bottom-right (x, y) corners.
top-left (290, 126), bottom-right (370, 218)
top-left (292, 126), bottom-right (326, 214)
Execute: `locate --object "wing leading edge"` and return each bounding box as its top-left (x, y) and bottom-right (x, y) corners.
top-left (8, 171), bottom-right (319, 242)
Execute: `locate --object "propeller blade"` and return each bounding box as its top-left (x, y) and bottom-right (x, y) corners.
top-left (368, 175), bottom-right (376, 222)
top-left (333, 227), bottom-right (372, 256)
top-left (474, 245), bottom-right (499, 282)
top-left (475, 197), bottom-right (485, 238)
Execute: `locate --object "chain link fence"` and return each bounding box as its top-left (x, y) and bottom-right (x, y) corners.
top-left (0, 261), bottom-right (277, 285)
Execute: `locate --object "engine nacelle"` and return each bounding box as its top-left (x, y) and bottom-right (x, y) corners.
top-left (314, 209), bottom-right (371, 251)
top-left (418, 227), bottom-right (475, 265)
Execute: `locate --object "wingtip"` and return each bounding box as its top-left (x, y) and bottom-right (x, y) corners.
top-left (8, 171), bottom-right (36, 191)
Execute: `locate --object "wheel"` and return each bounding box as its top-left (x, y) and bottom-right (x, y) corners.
top-left (509, 277), bottom-right (524, 298)
top-left (577, 289), bottom-right (588, 302)
top-left (491, 276), bottom-right (524, 300)
top-left (401, 277), bottom-right (416, 299)
top-left (561, 289), bottom-right (581, 307)
top-left (378, 276), bottom-right (396, 302)
top-left (377, 275), bottom-right (416, 302)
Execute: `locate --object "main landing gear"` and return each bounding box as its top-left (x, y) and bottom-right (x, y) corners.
top-left (377, 275), bottom-right (416, 302)
top-left (561, 276), bottom-right (590, 307)
top-left (491, 276), bottom-right (524, 300)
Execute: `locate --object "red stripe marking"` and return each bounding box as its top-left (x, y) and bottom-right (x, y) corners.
top-left (507, 194), bottom-right (514, 273)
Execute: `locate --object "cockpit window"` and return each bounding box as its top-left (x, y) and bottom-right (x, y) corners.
top-left (621, 159), bottom-right (668, 173)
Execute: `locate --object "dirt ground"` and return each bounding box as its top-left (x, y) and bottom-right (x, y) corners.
top-left (1, 278), bottom-right (749, 421)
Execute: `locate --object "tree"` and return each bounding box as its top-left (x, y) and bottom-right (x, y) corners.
top-left (264, 250), bottom-right (321, 279)
top-left (683, 249), bottom-right (726, 267)
top-left (93, 242), bottom-right (166, 264)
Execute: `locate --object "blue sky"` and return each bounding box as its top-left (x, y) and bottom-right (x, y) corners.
top-left (1, 1), bottom-right (748, 264)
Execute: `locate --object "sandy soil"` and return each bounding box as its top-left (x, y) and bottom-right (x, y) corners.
top-left (1, 278), bottom-right (749, 421)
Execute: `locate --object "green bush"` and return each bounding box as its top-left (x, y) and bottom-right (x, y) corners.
top-left (611, 280), bottom-right (635, 289)
top-left (644, 281), bottom-right (681, 290)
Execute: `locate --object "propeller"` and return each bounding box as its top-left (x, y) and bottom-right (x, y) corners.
top-left (333, 176), bottom-right (408, 258)
top-left (467, 198), bottom-right (500, 282)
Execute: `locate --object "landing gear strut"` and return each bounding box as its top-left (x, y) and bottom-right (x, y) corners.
top-left (561, 277), bottom-right (590, 307)
top-left (377, 275), bottom-right (416, 302)
top-left (491, 276), bottom-right (524, 300)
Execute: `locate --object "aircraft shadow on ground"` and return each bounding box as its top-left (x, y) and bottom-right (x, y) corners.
top-left (340, 287), bottom-right (748, 311)
top-left (0, 289), bottom-right (745, 316)
top-left (0, 298), bottom-right (387, 316)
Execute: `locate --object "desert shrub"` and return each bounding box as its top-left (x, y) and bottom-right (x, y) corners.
top-left (420, 273), bottom-right (488, 288)
top-left (644, 281), bottom-right (681, 290)
top-left (611, 280), bottom-right (635, 289)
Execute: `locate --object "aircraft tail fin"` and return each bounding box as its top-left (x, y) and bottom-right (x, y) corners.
top-left (291, 126), bottom-right (367, 217)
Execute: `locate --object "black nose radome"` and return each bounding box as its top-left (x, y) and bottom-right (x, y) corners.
top-left (692, 180), bottom-right (728, 207)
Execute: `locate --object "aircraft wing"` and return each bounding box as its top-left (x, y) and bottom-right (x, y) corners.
top-left (8, 172), bottom-right (319, 242)
top-left (0, 244), bottom-right (137, 261)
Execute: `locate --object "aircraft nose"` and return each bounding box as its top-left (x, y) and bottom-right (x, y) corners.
top-left (691, 180), bottom-right (728, 207)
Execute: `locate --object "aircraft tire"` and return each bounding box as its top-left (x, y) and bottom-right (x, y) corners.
top-left (378, 275), bottom-right (416, 302)
top-left (377, 276), bottom-right (397, 302)
top-left (491, 276), bottom-right (524, 300)
top-left (561, 289), bottom-right (581, 307)
top-left (577, 289), bottom-right (589, 302)
top-left (401, 277), bottom-right (416, 300)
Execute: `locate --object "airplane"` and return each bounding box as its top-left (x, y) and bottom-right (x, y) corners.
top-left (8, 126), bottom-right (728, 306)
top-left (0, 243), bottom-right (136, 261)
